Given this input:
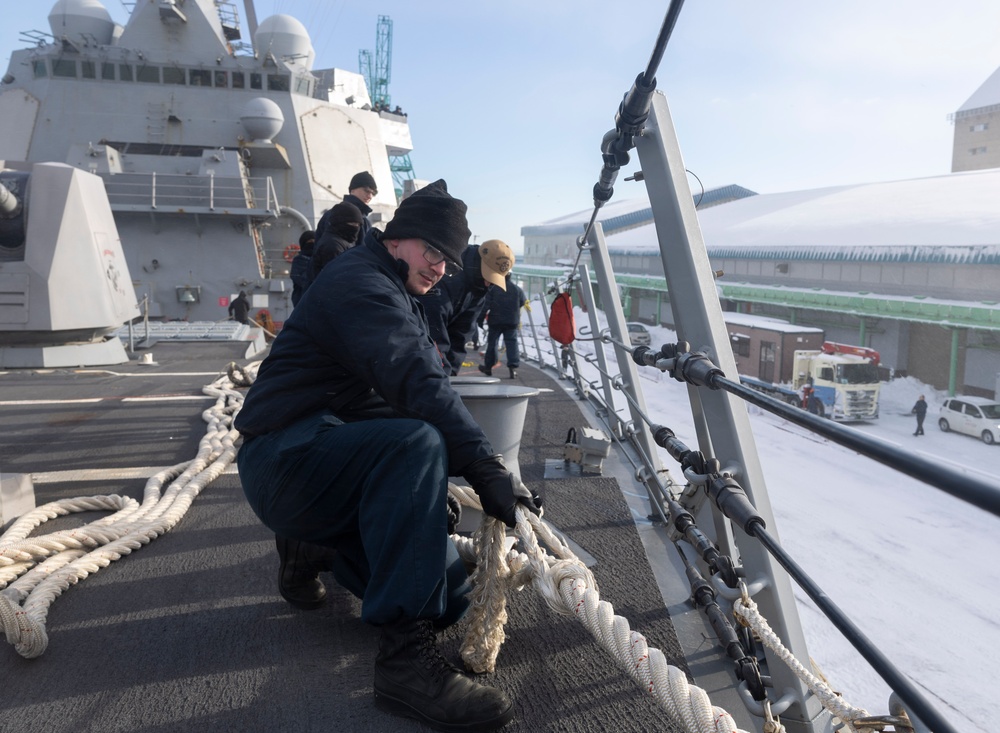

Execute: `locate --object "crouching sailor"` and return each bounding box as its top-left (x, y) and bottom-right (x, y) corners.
top-left (234, 179), bottom-right (542, 732)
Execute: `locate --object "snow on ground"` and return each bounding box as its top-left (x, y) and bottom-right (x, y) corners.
top-left (521, 314), bottom-right (999, 732)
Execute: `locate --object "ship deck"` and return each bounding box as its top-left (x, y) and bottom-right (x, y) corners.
top-left (0, 341), bottom-right (697, 733)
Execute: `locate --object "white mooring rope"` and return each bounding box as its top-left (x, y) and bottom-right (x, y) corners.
top-left (1, 360), bottom-right (864, 733)
top-left (449, 483), bottom-right (756, 733)
top-left (734, 596), bottom-right (870, 733)
top-left (0, 366), bottom-right (247, 658)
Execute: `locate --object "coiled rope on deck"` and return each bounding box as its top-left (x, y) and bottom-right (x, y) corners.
top-left (448, 483), bottom-right (755, 733)
top-left (0, 365), bottom-right (249, 659)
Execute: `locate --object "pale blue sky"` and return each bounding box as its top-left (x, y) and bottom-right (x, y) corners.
top-left (5, 1), bottom-right (1000, 253)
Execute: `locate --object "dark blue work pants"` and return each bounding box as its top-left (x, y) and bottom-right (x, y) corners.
top-left (237, 411), bottom-right (471, 627)
top-left (485, 326), bottom-right (520, 368)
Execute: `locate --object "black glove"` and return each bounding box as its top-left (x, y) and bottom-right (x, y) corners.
top-left (462, 454), bottom-right (542, 528)
top-left (446, 493), bottom-right (462, 535)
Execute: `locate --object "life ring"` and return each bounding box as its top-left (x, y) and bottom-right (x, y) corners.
top-left (283, 244), bottom-right (300, 262)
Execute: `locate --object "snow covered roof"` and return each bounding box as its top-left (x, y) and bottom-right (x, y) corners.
top-left (521, 184), bottom-right (756, 237)
top-left (956, 64), bottom-right (1000, 114)
top-left (603, 169), bottom-right (1000, 264)
top-left (721, 312), bottom-right (823, 334)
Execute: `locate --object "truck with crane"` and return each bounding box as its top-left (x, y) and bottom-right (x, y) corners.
top-left (792, 341), bottom-right (882, 421)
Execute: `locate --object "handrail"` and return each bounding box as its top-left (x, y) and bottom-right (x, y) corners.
top-left (514, 78), bottom-right (976, 732)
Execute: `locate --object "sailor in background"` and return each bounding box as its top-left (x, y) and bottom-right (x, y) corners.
top-left (316, 170), bottom-right (377, 247)
top-left (417, 239), bottom-right (514, 375)
top-left (310, 201), bottom-right (364, 279)
top-left (478, 273), bottom-right (528, 379)
top-left (289, 230), bottom-right (315, 307)
top-left (235, 179), bottom-right (540, 732)
top-left (228, 290), bottom-right (251, 325)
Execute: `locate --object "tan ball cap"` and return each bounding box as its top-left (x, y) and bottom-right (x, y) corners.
top-left (479, 239), bottom-right (514, 291)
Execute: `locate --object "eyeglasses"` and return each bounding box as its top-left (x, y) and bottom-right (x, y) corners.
top-left (421, 243), bottom-right (460, 276)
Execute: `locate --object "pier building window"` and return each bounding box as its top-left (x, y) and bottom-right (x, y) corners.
top-left (52, 60), bottom-right (77, 78)
top-left (163, 66), bottom-right (185, 85)
top-left (971, 123), bottom-right (989, 132)
top-left (32, 60), bottom-right (48, 78)
top-left (732, 334), bottom-right (751, 357)
top-left (267, 73), bottom-right (290, 92)
top-left (969, 146), bottom-right (987, 155)
top-left (214, 70), bottom-right (228, 88)
top-left (189, 69), bottom-right (211, 86)
top-left (119, 64), bottom-right (134, 81)
top-left (250, 72), bottom-right (262, 90)
top-left (81, 61), bottom-right (95, 79)
top-left (232, 71), bottom-right (245, 89)
top-left (101, 62), bottom-right (115, 80)
top-left (137, 65), bottom-right (160, 83)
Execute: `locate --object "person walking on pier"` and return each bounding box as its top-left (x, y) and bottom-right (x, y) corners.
top-left (235, 179), bottom-right (540, 732)
top-left (912, 394), bottom-right (928, 436)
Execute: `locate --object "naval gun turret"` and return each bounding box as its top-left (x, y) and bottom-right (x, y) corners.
top-left (0, 162), bottom-right (140, 368)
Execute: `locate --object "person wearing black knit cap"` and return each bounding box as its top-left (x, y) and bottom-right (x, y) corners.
top-left (310, 201), bottom-right (364, 279)
top-left (235, 179), bottom-right (540, 732)
top-left (289, 230), bottom-right (316, 307)
top-left (315, 171), bottom-right (377, 246)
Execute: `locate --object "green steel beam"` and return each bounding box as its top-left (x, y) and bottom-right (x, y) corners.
top-left (949, 329), bottom-right (960, 396)
top-left (511, 265), bottom-right (1000, 333)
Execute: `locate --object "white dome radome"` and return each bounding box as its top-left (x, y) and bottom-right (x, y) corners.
top-left (254, 14), bottom-right (315, 72)
top-left (241, 98), bottom-right (284, 143)
top-left (48, 0), bottom-right (115, 46)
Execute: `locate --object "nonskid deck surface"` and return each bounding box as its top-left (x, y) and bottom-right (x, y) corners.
top-left (0, 345), bottom-right (686, 733)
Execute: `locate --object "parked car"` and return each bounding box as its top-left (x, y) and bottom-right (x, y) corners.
top-left (938, 396), bottom-right (1000, 445)
top-left (626, 322), bottom-right (652, 347)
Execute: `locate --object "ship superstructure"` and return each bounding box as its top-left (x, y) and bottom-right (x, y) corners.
top-left (0, 0), bottom-right (411, 322)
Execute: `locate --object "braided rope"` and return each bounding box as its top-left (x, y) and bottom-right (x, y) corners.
top-left (448, 485), bottom-right (752, 733)
top-left (734, 597), bottom-right (868, 732)
top-left (0, 368), bottom-right (252, 658)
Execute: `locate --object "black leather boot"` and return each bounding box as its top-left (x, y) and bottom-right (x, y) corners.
top-left (508, 367), bottom-right (517, 379)
top-left (374, 619), bottom-right (514, 731)
top-left (477, 364), bottom-right (492, 377)
top-left (275, 535), bottom-right (333, 610)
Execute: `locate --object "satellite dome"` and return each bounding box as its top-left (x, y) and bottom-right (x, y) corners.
top-left (254, 14), bottom-right (315, 72)
top-left (241, 98), bottom-right (284, 143)
top-left (48, 0), bottom-right (115, 46)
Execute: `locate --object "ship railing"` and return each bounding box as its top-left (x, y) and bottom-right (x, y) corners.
top-left (512, 6), bottom-right (988, 728)
top-left (97, 171), bottom-right (280, 217)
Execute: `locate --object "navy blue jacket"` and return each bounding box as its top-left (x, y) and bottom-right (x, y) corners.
top-left (234, 232), bottom-right (494, 474)
top-left (481, 280), bottom-right (527, 329)
top-left (416, 245), bottom-right (490, 375)
top-left (289, 253), bottom-right (313, 306)
top-left (316, 193), bottom-right (371, 245)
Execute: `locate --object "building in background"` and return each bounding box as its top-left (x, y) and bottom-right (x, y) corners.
top-left (519, 171), bottom-right (1000, 397)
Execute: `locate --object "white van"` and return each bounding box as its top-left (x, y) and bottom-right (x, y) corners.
top-left (938, 397), bottom-right (1000, 445)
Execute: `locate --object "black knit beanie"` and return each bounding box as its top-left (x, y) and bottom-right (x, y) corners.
top-left (349, 171), bottom-right (377, 193)
top-left (327, 201), bottom-right (364, 240)
top-left (381, 179), bottom-right (470, 268)
top-left (298, 229), bottom-right (316, 255)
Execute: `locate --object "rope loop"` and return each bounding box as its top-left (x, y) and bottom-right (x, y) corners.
top-left (451, 493), bottom-right (753, 733)
top-left (0, 363), bottom-right (261, 659)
